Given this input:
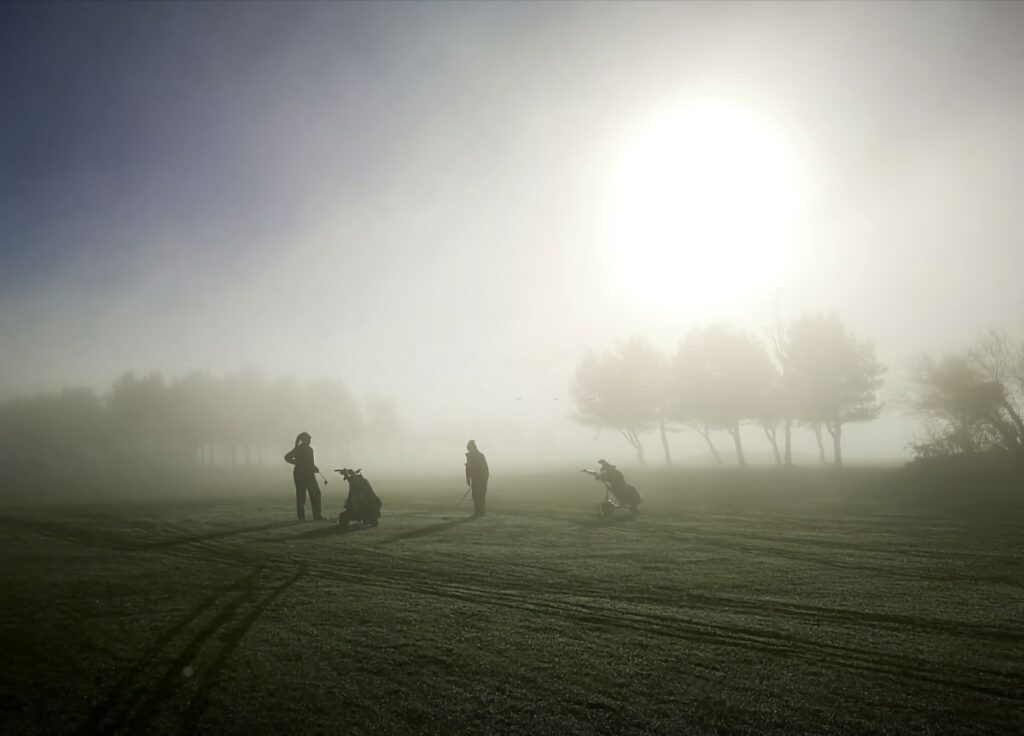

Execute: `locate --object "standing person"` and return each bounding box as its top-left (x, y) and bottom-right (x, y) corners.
top-left (465, 440), bottom-right (489, 518)
top-left (284, 432), bottom-right (323, 521)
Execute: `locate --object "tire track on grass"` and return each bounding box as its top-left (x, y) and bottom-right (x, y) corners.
top-left (263, 552), bottom-right (1024, 705)
top-left (76, 564), bottom-right (304, 735)
top-left (120, 527), bottom-right (1024, 700)
top-left (20, 513), bottom-right (1021, 714)
top-left (172, 532), bottom-right (1024, 702)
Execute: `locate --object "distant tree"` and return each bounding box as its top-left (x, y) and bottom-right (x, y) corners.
top-left (787, 314), bottom-right (886, 466)
top-left (106, 372), bottom-right (173, 460)
top-left (969, 331), bottom-right (1024, 443)
top-left (909, 332), bottom-right (1024, 457)
top-left (0, 370), bottom-right (371, 480)
top-left (220, 369), bottom-right (268, 465)
top-left (671, 325), bottom-right (775, 466)
top-left (0, 387), bottom-right (109, 471)
top-left (572, 337), bottom-right (670, 466)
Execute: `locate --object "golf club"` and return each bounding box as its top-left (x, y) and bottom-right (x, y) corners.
top-left (440, 486), bottom-right (474, 520)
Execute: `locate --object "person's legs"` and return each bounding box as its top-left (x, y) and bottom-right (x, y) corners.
top-left (294, 476), bottom-right (307, 520)
top-left (471, 479), bottom-right (487, 517)
top-left (306, 477), bottom-right (323, 520)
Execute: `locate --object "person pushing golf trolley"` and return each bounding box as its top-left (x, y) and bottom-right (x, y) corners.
top-left (581, 459), bottom-right (641, 517)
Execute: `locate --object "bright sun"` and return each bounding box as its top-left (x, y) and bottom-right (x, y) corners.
top-left (607, 101), bottom-right (807, 313)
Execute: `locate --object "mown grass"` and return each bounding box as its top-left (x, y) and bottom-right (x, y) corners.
top-left (0, 470), bottom-right (1021, 735)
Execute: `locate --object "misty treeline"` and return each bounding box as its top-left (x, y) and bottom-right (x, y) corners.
top-left (573, 313), bottom-right (885, 467)
top-left (576, 315), bottom-right (1024, 468)
top-left (0, 371), bottom-right (398, 474)
top-left (909, 330), bottom-right (1024, 459)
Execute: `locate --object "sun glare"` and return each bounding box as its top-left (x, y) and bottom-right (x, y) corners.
top-left (607, 101), bottom-right (807, 314)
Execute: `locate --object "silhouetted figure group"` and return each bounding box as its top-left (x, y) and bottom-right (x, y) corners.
top-left (286, 433), bottom-right (636, 525)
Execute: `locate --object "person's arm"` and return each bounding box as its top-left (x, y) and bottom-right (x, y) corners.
top-left (284, 448), bottom-right (296, 464)
top-left (310, 449), bottom-right (319, 474)
top-left (465, 457), bottom-right (471, 485)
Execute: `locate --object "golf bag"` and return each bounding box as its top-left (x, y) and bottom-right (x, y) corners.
top-left (335, 468), bottom-right (382, 528)
top-left (581, 469), bottom-right (641, 517)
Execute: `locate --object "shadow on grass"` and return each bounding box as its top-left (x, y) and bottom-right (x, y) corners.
top-left (144, 520), bottom-right (303, 549)
top-left (379, 517), bottom-right (474, 545)
top-left (270, 522), bottom-right (380, 541)
top-left (575, 512), bottom-right (638, 529)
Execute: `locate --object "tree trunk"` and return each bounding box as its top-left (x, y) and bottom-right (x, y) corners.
top-left (783, 415), bottom-right (792, 466)
top-left (763, 425), bottom-right (782, 466)
top-left (730, 425), bottom-right (746, 467)
top-left (827, 421), bottom-right (843, 467)
top-left (659, 418), bottom-right (672, 467)
top-left (813, 424), bottom-right (827, 464)
top-left (695, 424), bottom-right (722, 465)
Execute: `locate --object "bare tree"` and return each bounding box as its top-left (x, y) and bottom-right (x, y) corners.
top-left (910, 332), bottom-right (1024, 457)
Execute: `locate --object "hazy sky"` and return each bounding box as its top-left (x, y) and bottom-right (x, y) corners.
top-left (3, 2), bottom-right (1024, 460)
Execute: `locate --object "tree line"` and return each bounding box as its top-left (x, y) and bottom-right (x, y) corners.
top-left (572, 313), bottom-right (886, 467)
top-left (0, 371), bottom-right (397, 473)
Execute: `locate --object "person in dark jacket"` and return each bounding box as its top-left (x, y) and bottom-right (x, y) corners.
top-left (335, 468), bottom-right (382, 528)
top-left (284, 432), bottom-right (323, 521)
top-left (465, 440), bottom-right (489, 517)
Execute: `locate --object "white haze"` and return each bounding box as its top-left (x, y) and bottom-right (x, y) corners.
top-left (2, 2), bottom-right (1024, 468)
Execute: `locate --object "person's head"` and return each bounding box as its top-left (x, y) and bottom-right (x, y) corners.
top-left (296, 431), bottom-right (311, 446)
top-left (598, 459), bottom-right (611, 468)
top-left (467, 440), bottom-right (477, 452)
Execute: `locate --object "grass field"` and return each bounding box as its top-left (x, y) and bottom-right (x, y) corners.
top-left (1, 471), bottom-right (1022, 735)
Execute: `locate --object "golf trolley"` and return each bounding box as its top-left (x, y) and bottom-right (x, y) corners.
top-left (580, 469), bottom-right (641, 517)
